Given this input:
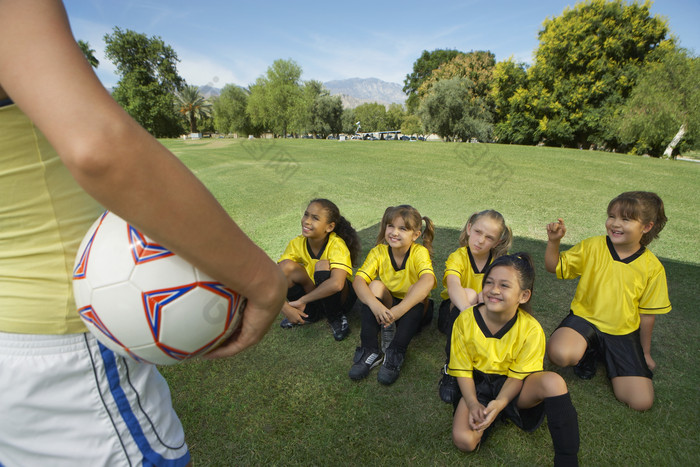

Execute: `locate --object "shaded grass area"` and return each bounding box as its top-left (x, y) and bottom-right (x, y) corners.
top-left (159, 139), bottom-right (699, 465)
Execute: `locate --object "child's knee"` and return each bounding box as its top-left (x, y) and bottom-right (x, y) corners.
top-left (546, 331), bottom-right (585, 367)
top-left (279, 259), bottom-right (299, 277)
top-left (541, 371), bottom-right (569, 397)
top-left (452, 431), bottom-right (479, 452)
top-left (613, 377), bottom-right (654, 411)
top-left (314, 260), bottom-right (330, 272)
top-left (546, 341), bottom-right (571, 367)
top-left (616, 388), bottom-right (654, 411)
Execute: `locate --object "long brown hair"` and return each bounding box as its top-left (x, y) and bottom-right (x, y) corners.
top-left (309, 198), bottom-right (362, 266)
top-left (376, 205), bottom-right (435, 255)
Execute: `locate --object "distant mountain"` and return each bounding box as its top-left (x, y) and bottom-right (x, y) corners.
top-left (198, 85), bottom-right (222, 98)
top-left (324, 78), bottom-right (406, 108)
top-left (193, 77), bottom-right (406, 109)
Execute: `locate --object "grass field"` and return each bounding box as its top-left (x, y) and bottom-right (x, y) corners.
top-left (159, 138), bottom-right (699, 466)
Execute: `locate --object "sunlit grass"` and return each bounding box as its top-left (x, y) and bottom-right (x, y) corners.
top-left (160, 138), bottom-right (699, 466)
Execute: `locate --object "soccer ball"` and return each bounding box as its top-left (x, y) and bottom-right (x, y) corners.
top-left (72, 211), bottom-right (245, 365)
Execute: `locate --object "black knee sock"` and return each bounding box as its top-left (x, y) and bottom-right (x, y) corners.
top-left (313, 270), bottom-right (342, 321)
top-left (544, 393), bottom-right (580, 467)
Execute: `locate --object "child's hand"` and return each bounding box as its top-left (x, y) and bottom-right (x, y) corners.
top-left (472, 399), bottom-right (506, 431)
top-left (466, 400), bottom-right (487, 430)
top-left (546, 218), bottom-right (567, 241)
top-left (287, 300), bottom-right (306, 313)
top-left (645, 353), bottom-right (657, 371)
top-left (382, 309), bottom-right (395, 327)
top-left (281, 301), bottom-right (308, 325)
top-left (369, 303), bottom-right (391, 325)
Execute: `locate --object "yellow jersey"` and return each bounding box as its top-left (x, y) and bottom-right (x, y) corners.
top-left (556, 235), bottom-right (671, 335)
top-left (355, 243), bottom-right (435, 299)
top-left (448, 305), bottom-right (545, 380)
top-left (279, 232), bottom-right (353, 284)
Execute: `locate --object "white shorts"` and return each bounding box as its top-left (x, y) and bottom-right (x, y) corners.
top-left (0, 331), bottom-right (190, 467)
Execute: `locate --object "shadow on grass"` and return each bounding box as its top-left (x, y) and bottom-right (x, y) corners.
top-left (161, 224), bottom-right (699, 466)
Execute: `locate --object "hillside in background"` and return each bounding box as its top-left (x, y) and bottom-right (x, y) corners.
top-left (323, 78), bottom-right (406, 108)
top-left (195, 77), bottom-right (406, 108)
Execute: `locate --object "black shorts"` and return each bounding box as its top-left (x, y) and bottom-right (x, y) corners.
top-left (438, 299), bottom-right (456, 335)
top-left (453, 370), bottom-right (545, 433)
top-left (556, 312), bottom-right (652, 379)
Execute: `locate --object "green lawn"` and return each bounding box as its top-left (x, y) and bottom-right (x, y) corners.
top-left (159, 138), bottom-right (699, 466)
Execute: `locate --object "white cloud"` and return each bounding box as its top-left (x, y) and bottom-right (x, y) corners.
top-left (176, 52), bottom-right (242, 88)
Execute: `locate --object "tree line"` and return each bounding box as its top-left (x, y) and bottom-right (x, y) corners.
top-left (86, 0), bottom-right (698, 158)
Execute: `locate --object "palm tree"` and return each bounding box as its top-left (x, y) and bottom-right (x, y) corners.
top-left (175, 85), bottom-right (212, 134)
top-left (77, 40), bottom-right (99, 68)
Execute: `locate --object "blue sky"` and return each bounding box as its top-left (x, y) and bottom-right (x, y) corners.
top-left (65, 0), bottom-right (700, 89)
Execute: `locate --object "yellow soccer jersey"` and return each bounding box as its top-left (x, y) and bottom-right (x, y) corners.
top-left (278, 232), bottom-right (352, 284)
top-left (447, 306), bottom-right (545, 380)
top-left (355, 243), bottom-right (436, 299)
top-left (440, 246), bottom-right (493, 300)
top-left (0, 103), bottom-right (102, 334)
top-left (556, 235), bottom-right (671, 335)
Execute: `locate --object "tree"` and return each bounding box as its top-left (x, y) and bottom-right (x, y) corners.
top-left (385, 103), bottom-right (406, 131)
top-left (77, 40), bottom-right (99, 68)
top-left (213, 84), bottom-right (259, 136)
top-left (175, 85), bottom-right (212, 134)
top-left (104, 27), bottom-right (185, 137)
top-left (618, 46), bottom-right (700, 158)
top-left (310, 94), bottom-right (343, 137)
top-left (400, 114), bottom-right (423, 136)
top-left (491, 58), bottom-right (529, 142)
top-left (295, 79), bottom-right (326, 135)
top-left (403, 49), bottom-right (462, 113)
top-left (353, 103), bottom-right (387, 133)
top-left (521, 0), bottom-right (670, 148)
top-left (247, 59), bottom-right (303, 137)
top-left (341, 108), bottom-right (357, 135)
top-left (418, 77), bottom-right (493, 142)
top-left (417, 51), bottom-right (496, 105)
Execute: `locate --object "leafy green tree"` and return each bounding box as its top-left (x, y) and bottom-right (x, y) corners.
top-left (618, 46), bottom-right (700, 158)
top-left (294, 79), bottom-right (326, 135)
top-left (400, 114), bottom-right (423, 136)
top-left (247, 59), bottom-right (303, 137)
top-left (341, 108), bottom-right (357, 135)
top-left (417, 51), bottom-right (496, 104)
top-left (491, 58), bottom-right (529, 142)
top-left (213, 84), bottom-right (259, 136)
top-left (310, 94), bottom-right (343, 137)
top-left (521, 0), bottom-right (670, 148)
top-left (175, 85), bottom-right (212, 133)
top-left (104, 27), bottom-right (185, 137)
top-left (403, 49), bottom-right (462, 113)
top-left (385, 103), bottom-right (405, 131)
top-left (77, 40), bottom-right (99, 68)
top-left (353, 103), bottom-right (387, 132)
top-left (418, 77), bottom-right (492, 142)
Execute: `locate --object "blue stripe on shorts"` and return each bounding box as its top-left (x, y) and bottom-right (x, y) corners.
top-left (98, 343), bottom-right (191, 467)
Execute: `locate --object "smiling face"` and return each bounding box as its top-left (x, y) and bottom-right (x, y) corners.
top-left (605, 205), bottom-right (652, 252)
top-left (466, 216), bottom-right (503, 258)
top-left (385, 215), bottom-right (420, 253)
top-left (482, 265), bottom-right (531, 317)
top-left (301, 202), bottom-right (334, 240)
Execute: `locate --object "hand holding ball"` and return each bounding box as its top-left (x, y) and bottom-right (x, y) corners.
top-left (72, 211), bottom-right (244, 365)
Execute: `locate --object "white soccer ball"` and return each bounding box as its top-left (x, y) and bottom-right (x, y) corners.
top-left (72, 211), bottom-right (245, 365)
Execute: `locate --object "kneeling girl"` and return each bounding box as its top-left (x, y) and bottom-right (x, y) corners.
top-left (449, 253), bottom-right (579, 467)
